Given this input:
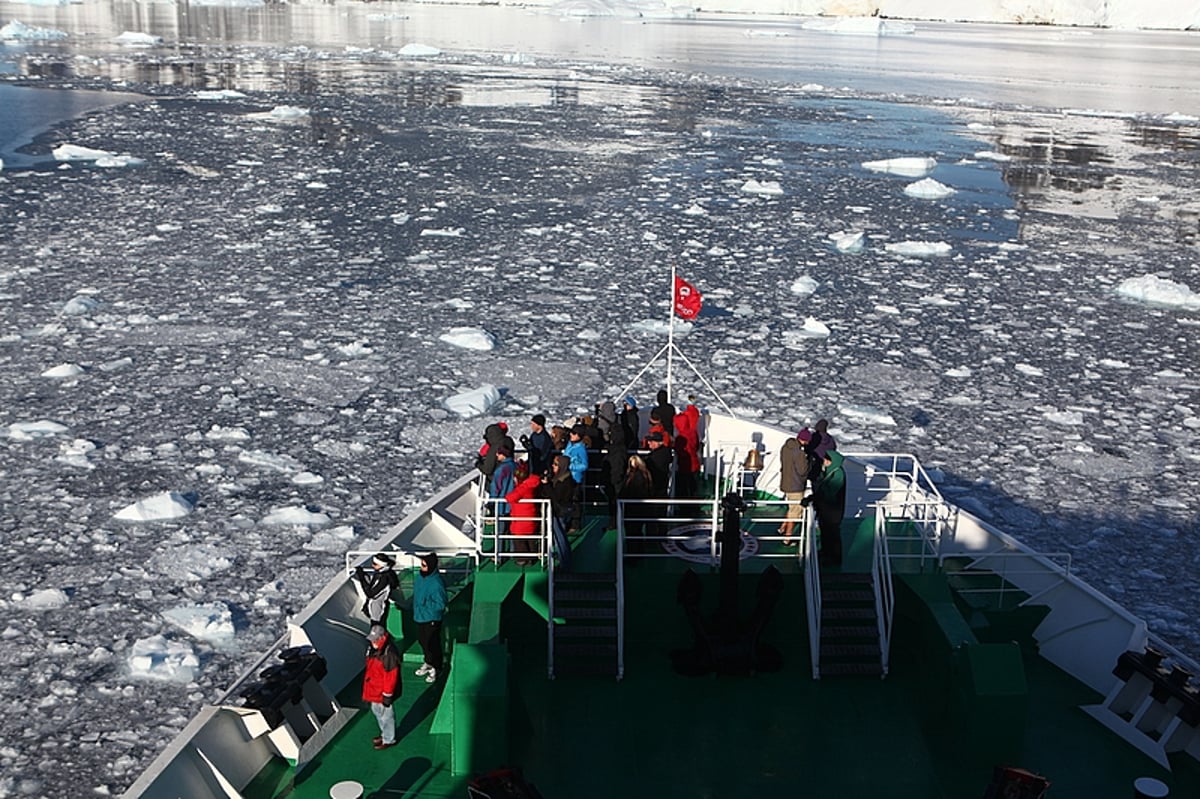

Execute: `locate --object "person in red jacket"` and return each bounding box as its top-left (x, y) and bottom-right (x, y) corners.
top-left (673, 407), bottom-right (701, 499)
top-left (506, 469), bottom-right (543, 566)
top-left (362, 625), bottom-right (401, 750)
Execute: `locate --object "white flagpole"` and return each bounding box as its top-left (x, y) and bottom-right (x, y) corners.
top-left (667, 262), bottom-right (676, 401)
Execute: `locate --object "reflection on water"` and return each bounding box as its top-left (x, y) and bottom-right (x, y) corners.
top-left (997, 130), bottom-right (1115, 195)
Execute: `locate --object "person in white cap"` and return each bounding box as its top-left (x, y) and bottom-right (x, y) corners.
top-left (354, 553), bottom-right (399, 625)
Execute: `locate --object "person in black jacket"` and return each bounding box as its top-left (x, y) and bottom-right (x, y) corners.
top-left (602, 411), bottom-right (628, 527)
top-left (621, 454), bottom-right (653, 552)
top-left (653, 389), bottom-right (676, 436)
top-left (521, 414), bottom-right (554, 478)
top-left (476, 422), bottom-right (514, 479)
top-left (354, 553), bottom-right (399, 626)
top-left (538, 455), bottom-right (578, 571)
top-left (620, 396), bottom-right (641, 449)
top-left (644, 432), bottom-right (673, 540)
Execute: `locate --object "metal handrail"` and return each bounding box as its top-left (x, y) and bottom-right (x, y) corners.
top-left (477, 495), bottom-right (550, 566)
top-left (616, 506), bottom-right (626, 681)
top-left (872, 513), bottom-right (896, 678)
top-left (803, 504), bottom-right (821, 680)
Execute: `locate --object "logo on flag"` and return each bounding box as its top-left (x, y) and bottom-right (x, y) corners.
top-left (673, 276), bottom-right (703, 320)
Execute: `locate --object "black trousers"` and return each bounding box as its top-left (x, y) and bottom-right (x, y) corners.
top-left (417, 620), bottom-right (443, 670)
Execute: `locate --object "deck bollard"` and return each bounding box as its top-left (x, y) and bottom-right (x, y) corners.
top-left (329, 780), bottom-right (364, 799)
top-left (1133, 776), bottom-right (1169, 798)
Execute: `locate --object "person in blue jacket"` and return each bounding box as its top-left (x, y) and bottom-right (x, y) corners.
top-left (563, 425), bottom-right (590, 530)
top-left (413, 552), bottom-right (448, 684)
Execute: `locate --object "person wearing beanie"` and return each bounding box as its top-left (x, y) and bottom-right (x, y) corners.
top-left (353, 552), bottom-right (399, 626)
top-left (777, 432), bottom-right (810, 545)
top-left (522, 414), bottom-right (554, 477)
top-left (362, 624), bottom-right (401, 749)
top-left (620, 396), bottom-right (641, 447)
top-left (489, 444), bottom-right (517, 542)
top-left (654, 388), bottom-right (676, 436)
top-left (413, 553), bottom-right (447, 683)
top-left (538, 455), bottom-right (578, 571)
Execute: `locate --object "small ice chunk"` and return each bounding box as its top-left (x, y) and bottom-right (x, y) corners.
top-left (829, 231), bottom-right (864, 252)
top-left (884, 241), bottom-right (952, 258)
top-left (41, 363), bottom-right (85, 378)
top-left (862, 157), bottom-right (936, 177)
top-left (113, 491), bottom-right (194, 522)
top-left (8, 420), bottom-right (69, 440)
top-left (444, 384), bottom-right (502, 418)
top-left (260, 506), bottom-right (332, 526)
top-left (439, 327), bottom-right (496, 352)
top-left (1015, 364), bottom-right (1045, 377)
top-left (18, 589), bottom-right (70, 611)
top-left (904, 178), bottom-right (956, 199)
top-left (113, 31), bottom-right (162, 46)
top-left (739, 179), bottom-right (783, 196)
top-left (162, 602), bottom-right (235, 645)
top-left (1115, 275), bottom-right (1200, 310)
top-left (790, 276), bottom-right (819, 296)
top-left (399, 43), bottom-right (441, 57)
top-left (128, 635), bottom-right (199, 682)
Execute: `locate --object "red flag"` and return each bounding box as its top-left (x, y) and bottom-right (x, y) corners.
top-left (673, 275), bottom-right (703, 320)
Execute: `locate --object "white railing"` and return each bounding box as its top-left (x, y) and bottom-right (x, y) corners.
top-left (803, 506), bottom-right (821, 680)
top-left (474, 488), bottom-right (550, 566)
top-left (872, 513), bottom-right (896, 678)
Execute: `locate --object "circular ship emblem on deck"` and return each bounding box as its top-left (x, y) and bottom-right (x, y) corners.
top-left (662, 523), bottom-right (760, 563)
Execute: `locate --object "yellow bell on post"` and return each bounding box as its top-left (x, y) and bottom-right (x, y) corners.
top-left (742, 448), bottom-right (764, 472)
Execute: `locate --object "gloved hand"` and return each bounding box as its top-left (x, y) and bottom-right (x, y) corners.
top-left (381, 695), bottom-right (394, 707)
top-left (800, 496), bottom-right (813, 508)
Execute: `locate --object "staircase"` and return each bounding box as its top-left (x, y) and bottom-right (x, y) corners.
top-left (550, 572), bottom-right (620, 678)
top-left (820, 572), bottom-right (883, 678)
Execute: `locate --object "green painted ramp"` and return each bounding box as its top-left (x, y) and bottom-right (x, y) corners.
top-left (430, 643), bottom-right (509, 776)
top-left (469, 569), bottom-right (523, 644)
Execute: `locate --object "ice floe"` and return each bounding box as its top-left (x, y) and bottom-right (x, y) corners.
top-left (113, 492), bottom-right (194, 522)
top-left (862, 156), bottom-right (936, 177)
top-left (904, 178), bottom-right (957, 199)
top-left (1116, 274), bottom-right (1200, 310)
top-left (439, 327), bottom-right (497, 352)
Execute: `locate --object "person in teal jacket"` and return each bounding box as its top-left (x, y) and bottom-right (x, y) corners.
top-left (413, 552), bottom-right (448, 684)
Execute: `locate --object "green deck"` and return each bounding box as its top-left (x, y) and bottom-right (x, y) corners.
top-left (244, 510), bottom-right (1200, 799)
